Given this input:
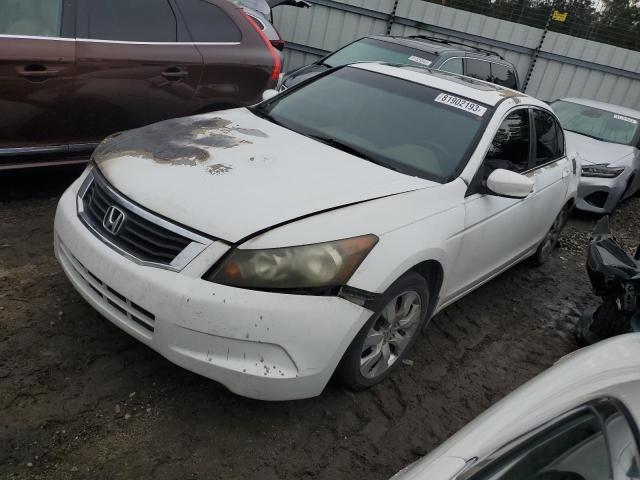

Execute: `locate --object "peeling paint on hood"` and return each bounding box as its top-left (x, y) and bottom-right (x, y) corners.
top-left (94, 109), bottom-right (435, 242)
top-left (94, 116), bottom-right (267, 167)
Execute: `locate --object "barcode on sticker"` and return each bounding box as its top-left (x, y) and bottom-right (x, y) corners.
top-left (434, 93), bottom-right (487, 117)
top-left (408, 55), bottom-right (433, 67)
top-left (614, 114), bottom-right (638, 125)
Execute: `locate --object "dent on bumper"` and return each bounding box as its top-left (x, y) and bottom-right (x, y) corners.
top-left (54, 183), bottom-right (372, 401)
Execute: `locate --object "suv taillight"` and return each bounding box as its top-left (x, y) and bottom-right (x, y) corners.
top-left (271, 24), bottom-right (285, 51)
top-left (271, 39), bottom-right (285, 51)
top-left (240, 10), bottom-right (281, 84)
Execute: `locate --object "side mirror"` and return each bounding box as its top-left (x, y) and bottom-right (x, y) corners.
top-left (262, 89), bottom-right (279, 102)
top-left (486, 169), bottom-right (534, 199)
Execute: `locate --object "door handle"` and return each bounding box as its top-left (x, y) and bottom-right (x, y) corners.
top-left (162, 67), bottom-right (189, 80)
top-left (19, 64), bottom-right (60, 78)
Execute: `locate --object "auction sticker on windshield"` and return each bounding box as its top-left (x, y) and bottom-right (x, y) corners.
top-left (408, 55), bottom-right (433, 67)
top-left (435, 93), bottom-right (487, 117)
top-left (614, 114), bottom-right (638, 125)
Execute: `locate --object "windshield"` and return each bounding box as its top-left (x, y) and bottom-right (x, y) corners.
top-left (253, 66), bottom-right (491, 182)
top-left (552, 100), bottom-right (639, 145)
top-left (322, 38), bottom-right (437, 70)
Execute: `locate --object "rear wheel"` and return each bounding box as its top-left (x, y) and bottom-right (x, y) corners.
top-left (337, 272), bottom-right (429, 390)
top-left (531, 204), bottom-right (570, 266)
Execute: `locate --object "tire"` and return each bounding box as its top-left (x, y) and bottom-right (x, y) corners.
top-left (530, 204), bottom-right (570, 266)
top-left (337, 271), bottom-right (430, 390)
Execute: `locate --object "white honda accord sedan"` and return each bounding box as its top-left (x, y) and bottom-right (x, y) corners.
top-left (54, 63), bottom-right (578, 400)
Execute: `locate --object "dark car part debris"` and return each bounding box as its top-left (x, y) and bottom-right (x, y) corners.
top-left (576, 216), bottom-right (640, 345)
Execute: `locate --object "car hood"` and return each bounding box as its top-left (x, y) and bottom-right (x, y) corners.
top-left (93, 109), bottom-right (433, 243)
top-left (282, 63), bottom-right (329, 89)
top-left (565, 131), bottom-right (635, 166)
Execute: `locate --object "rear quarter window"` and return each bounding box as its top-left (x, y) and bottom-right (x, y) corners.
top-left (175, 0), bottom-right (242, 43)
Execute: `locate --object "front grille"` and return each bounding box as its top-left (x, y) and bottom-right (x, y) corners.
top-left (58, 240), bottom-right (156, 337)
top-left (77, 170), bottom-right (211, 270)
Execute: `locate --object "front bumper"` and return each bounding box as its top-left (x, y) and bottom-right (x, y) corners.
top-left (54, 176), bottom-right (371, 400)
top-left (575, 171), bottom-right (630, 214)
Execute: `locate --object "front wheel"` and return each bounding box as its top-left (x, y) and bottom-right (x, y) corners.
top-left (337, 271), bottom-right (429, 390)
top-left (530, 204), bottom-right (570, 266)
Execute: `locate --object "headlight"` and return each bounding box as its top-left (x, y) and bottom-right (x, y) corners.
top-left (581, 164), bottom-right (624, 178)
top-left (205, 234), bottom-right (378, 289)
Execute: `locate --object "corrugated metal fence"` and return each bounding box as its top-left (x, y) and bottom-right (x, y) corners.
top-left (273, 0), bottom-right (640, 109)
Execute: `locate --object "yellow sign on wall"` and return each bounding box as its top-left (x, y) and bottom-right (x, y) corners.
top-left (552, 10), bottom-right (569, 22)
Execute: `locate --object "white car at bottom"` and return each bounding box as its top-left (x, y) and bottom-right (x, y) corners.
top-left (54, 63), bottom-right (578, 400)
top-left (392, 334), bottom-right (640, 480)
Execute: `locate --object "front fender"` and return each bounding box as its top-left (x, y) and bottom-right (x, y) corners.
top-left (347, 204), bottom-right (464, 296)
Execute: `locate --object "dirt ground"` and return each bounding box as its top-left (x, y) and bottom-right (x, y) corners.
top-left (1, 166), bottom-right (639, 480)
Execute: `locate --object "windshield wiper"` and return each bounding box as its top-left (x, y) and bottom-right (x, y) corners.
top-left (307, 134), bottom-right (404, 173)
top-left (251, 106), bottom-right (286, 128)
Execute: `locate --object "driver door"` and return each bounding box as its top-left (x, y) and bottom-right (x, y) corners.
top-left (446, 108), bottom-right (538, 302)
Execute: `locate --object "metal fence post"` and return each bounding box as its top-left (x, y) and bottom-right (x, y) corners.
top-left (386, 0), bottom-right (400, 35)
top-left (522, 0), bottom-right (557, 92)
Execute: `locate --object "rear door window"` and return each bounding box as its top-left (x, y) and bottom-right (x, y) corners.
top-left (465, 59), bottom-right (491, 82)
top-left (0, 0), bottom-right (63, 37)
top-left (86, 0), bottom-right (177, 42)
top-left (175, 0), bottom-right (242, 43)
top-left (533, 109), bottom-right (562, 167)
top-left (491, 63), bottom-right (518, 90)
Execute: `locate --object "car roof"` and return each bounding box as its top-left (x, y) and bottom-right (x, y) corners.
top-left (560, 97), bottom-right (640, 119)
top-left (351, 62), bottom-right (542, 108)
top-left (368, 34), bottom-right (507, 61)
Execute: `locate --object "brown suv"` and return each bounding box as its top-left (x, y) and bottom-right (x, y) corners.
top-left (0, 0), bottom-right (281, 170)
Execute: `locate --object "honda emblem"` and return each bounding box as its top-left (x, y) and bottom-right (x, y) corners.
top-left (103, 206), bottom-right (126, 235)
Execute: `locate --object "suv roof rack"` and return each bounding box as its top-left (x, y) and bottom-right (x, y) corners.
top-left (406, 35), bottom-right (505, 60)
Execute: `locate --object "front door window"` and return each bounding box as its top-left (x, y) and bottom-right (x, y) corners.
top-left (484, 109), bottom-right (531, 176)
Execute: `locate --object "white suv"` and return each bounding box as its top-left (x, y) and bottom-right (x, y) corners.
top-left (54, 63), bottom-right (579, 400)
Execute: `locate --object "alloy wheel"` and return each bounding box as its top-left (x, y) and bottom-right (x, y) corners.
top-left (359, 290), bottom-right (422, 379)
